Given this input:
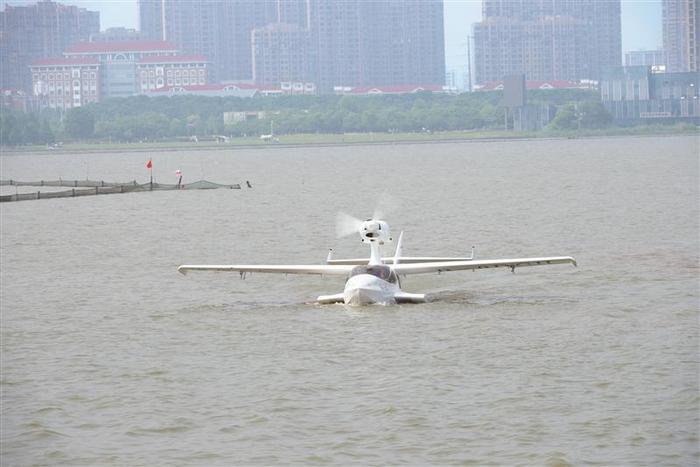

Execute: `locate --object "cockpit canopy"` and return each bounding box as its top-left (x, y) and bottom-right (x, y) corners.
top-left (350, 265), bottom-right (399, 284)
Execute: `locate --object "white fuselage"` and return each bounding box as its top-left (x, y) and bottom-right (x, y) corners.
top-left (343, 273), bottom-right (401, 305)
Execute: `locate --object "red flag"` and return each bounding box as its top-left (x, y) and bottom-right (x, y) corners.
top-left (146, 159), bottom-right (152, 169)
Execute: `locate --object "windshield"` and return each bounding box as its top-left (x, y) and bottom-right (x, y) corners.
top-left (350, 265), bottom-right (398, 284)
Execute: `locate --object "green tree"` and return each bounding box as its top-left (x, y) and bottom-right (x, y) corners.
top-left (548, 104), bottom-right (578, 130)
top-left (169, 118), bottom-right (185, 136)
top-left (205, 114), bottom-right (223, 135)
top-left (579, 101), bottom-right (613, 129)
top-left (64, 107), bottom-right (95, 139)
top-left (38, 119), bottom-right (55, 144)
top-left (186, 114), bottom-right (201, 135)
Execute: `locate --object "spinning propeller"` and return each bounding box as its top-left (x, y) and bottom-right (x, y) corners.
top-left (335, 194), bottom-right (400, 241)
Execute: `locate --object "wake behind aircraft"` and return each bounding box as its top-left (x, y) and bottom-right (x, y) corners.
top-left (178, 214), bottom-right (577, 306)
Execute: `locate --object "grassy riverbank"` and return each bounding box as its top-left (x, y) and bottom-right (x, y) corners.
top-left (2, 124), bottom-right (697, 155)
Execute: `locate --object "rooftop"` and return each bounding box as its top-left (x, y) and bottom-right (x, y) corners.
top-left (478, 80), bottom-right (586, 91)
top-left (150, 83), bottom-right (280, 92)
top-left (344, 84), bottom-right (444, 94)
top-left (31, 57), bottom-right (100, 66)
top-left (138, 55), bottom-right (208, 64)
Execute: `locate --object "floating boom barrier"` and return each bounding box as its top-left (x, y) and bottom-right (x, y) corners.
top-left (0, 179), bottom-right (241, 202)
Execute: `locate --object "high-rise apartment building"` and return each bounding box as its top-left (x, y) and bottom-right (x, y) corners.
top-left (0, 0), bottom-right (99, 91)
top-left (139, 0), bottom-right (445, 92)
top-left (138, 0), bottom-right (163, 41)
top-left (310, 0), bottom-right (445, 91)
top-left (625, 50), bottom-right (668, 67)
top-left (90, 27), bottom-right (143, 43)
top-left (252, 23), bottom-right (315, 86)
top-left (663, 0), bottom-right (699, 72)
top-left (139, 0), bottom-right (275, 81)
top-left (219, 1), bottom-right (278, 81)
top-left (473, 0), bottom-right (621, 84)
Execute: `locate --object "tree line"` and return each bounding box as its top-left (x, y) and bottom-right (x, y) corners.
top-left (1, 89), bottom-right (610, 145)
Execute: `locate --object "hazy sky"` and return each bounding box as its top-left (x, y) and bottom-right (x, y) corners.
top-left (7, 0), bottom-right (664, 85)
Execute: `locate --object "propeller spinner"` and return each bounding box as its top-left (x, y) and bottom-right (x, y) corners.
top-left (360, 219), bottom-right (392, 244)
top-left (336, 212), bottom-right (393, 244)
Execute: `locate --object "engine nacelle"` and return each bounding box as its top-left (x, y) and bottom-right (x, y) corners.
top-left (360, 219), bottom-right (392, 244)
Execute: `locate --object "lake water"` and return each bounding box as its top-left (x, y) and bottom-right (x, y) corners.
top-left (1, 135), bottom-right (698, 466)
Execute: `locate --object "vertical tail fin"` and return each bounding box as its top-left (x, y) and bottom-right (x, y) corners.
top-left (393, 231), bottom-right (404, 265)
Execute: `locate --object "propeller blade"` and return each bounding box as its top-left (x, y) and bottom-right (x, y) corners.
top-left (372, 192), bottom-right (400, 220)
top-left (336, 212), bottom-right (363, 238)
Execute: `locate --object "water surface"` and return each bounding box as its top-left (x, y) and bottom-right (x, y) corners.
top-left (1, 135), bottom-right (698, 465)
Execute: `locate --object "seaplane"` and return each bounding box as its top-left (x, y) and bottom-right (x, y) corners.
top-left (177, 214), bottom-right (577, 306)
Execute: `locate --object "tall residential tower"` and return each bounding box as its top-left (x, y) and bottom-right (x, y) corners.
top-left (0, 0), bottom-right (99, 91)
top-left (472, 0), bottom-right (621, 85)
top-left (663, 0), bottom-right (699, 71)
top-left (138, 0), bottom-right (445, 92)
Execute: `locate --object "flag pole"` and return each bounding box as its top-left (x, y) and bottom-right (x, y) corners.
top-left (146, 158), bottom-right (153, 190)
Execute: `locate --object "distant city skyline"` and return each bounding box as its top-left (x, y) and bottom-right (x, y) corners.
top-left (3, 0), bottom-right (663, 89)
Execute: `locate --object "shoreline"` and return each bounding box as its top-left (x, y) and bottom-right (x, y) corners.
top-left (1, 129), bottom-right (697, 156)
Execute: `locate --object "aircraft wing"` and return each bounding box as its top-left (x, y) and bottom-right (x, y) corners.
top-left (392, 256), bottom-right (577, 275)
top-left (327, 256), bottom-right (474, 265)
top-left (178, 264), bottom-right (354, 276)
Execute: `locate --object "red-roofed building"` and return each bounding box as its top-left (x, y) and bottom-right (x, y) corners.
top-left (334, 84), bottom-right (446, 95)
top-left (476, 80), bottom-right (594, 92)
top-left (136, 55), bottom-right (208, 93)
top-left (145, 83), bottom-right (282, 98)
top-left (30, 57), bottom-right (101, 109)
top-left (61, 40), bottom-right (207, 98)
top-left (30, 40), bottom-right (210, 107)
top-left (32, 57), bottom-right (100, 66)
